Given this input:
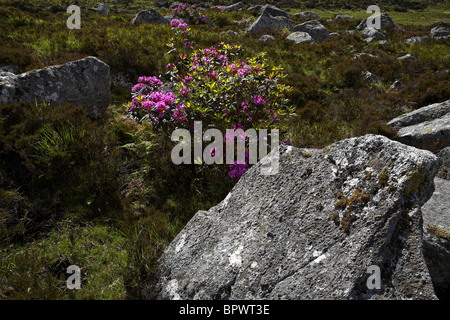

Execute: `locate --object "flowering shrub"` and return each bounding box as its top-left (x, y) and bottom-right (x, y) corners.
top-left (171, 4), bottom-right (207, 25)
top-left (127, 20), bottom-right (293, 179)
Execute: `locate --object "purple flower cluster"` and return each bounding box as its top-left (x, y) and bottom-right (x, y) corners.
top-left (171, 4), bottom-right (206, 24)
top-left (228, 150), bottom-right (250, 180)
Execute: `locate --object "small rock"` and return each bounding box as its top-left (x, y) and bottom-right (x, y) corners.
top-left (361, 27), bottom-right (386, 40)
top-left (259, 35), bottom-right (275, 42)
top-left (221, 30), bottom-right (239, 36)
top-left (335, 14), bottom-right (354, 20)
top-left (406, 36), bottom-right (427, 44)
top-left (97, 2), bottom-right (108, 15)
top-left (291, 20), bottom-right (330, 43)
top-left (378, 40), bottom-right (390, 45)
top-left (247, 5), bottom-right (262, 12)
top-left (353, 53), bottom-right (378, 59)
top-left (431, 26), bottom-right (450, 38)
top-left (223, 2), bottom-right (244, 12)
top-left (286, 32), bottom-right (315, 44)
top-left (389, 80), bottom-right (405, 91)
top-left (362, 71), bottom-right (381, 84)
top-left (293, 11), bottom-right (319, 19)
top-left (397, 53), bottom-right (416, 61)
top-left (132, 9), bottom-right (169, 25)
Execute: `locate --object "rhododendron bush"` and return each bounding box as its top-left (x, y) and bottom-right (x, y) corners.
top-left (127, 20), bottom-right (293, 179)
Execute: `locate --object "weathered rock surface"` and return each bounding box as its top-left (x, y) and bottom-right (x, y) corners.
top-left (132, 9), bottom-right (169, 24)
top-left (362, 71), bottom-right (381, 84)
top-left (223, 2), bottom-right (244, 12)
top-left (406, 36), bottom-right (427, 44)
top-left (397, 54), bottom-right (416, 61)
top-left (259, 5), bottom-right (290, 19)
top-left (246, 11), bottom-right (291, 34)
top-left (356, 13), bottom-right (399, 31)
top-left (0, 56), bottom-right (111, 118)
top-left (431, 26), bottom-right (450, 39)
top-left (97, 2), bottom-right (108, 15)
top-left (361, 27), bottom-right (386, 41)
top-left (147, 135), bottom-right (440, 300)
top-left (436, 147), bottom-right (450, 179)
top-left (388, 100), bottom-right (450, 152)
top-left (293, 12), bottom-right (319, 19)
top-left (291, 20), bottom-right (330, 43)
top-left (259, 35), bottom-right (275, 42)
top-left (286, 32), bottom-right (315, 44)
top-left (421, 177), bottom-right (450, 300)
top-left (389, 80), bottom-right (405, 92)
top-left (247, 5), bottom-right (262, 12)
top-left (335, 14), bottom-right (354, 20)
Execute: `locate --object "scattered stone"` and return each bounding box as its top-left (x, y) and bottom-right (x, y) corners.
top-left (223, 2), bottom-right (244, 12)
top-left (397, 53), bottom-right (416, 61)
top-left (259, 4), bottom-right (290, 19)
top-left (362, 71), bottom-right (381, 84)
top-left (353, 53), bottom-right (378, 59)
top-left (0, 56), bottom-right (111, 118)
top-left (436, 147), bottom-right (450, 180)
top-left (291, 20), bottom-right (330, 43)
top-left (293, 11), bottom-right (319, 19)
top-left (246, 11), bottom-right (291, 34)
top-left (335, 14), bottom-right (354, 20)
top-left (378, 40), bottom-right (390, 45)
top-left (286, 32), bottom-right (315, 44)
top-left (221, 30), bottom-right (239, 36)
top-left (111, 72), bottom-right (134, 91)
top-left (147, 135), bottom-right (440, 300)
top-left (259, 35), bottom-right (275, 42)
top-left (406, 36), bottom-right (427, 44)
top-left (431, 26), bottom-right (450, 38)
top-left (389, 80), bottom-right (405, 91)
top-left (388, 100), bottom-right (450, 152)
top-left (361, 27), bottom-right (386, 41)
top-left (131, 9), bottom-right (169, 25)
top-left (247, 5), bottom-right (262, 12)
top-left (356, 12), bottom-right (399, 31)
top-left (329, 32), bottom-right (339, 37)
top-left (97, 2), bottom-right (108, 15)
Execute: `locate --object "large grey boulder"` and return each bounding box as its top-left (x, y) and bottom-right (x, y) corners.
top-left (259, 5), bottom-right (290, 19)
top-left (356, 13), bottom-right (399, 31)
top-left (286, 32), bottom-right (315, 44)
top-left (132, 9), bottom-right (169, 24)
top-left (422, 177), bottom-right (450, 299)
top-left (291, 20), bottom-right (330, 43)
top-left (293, 11), bottom-right (319, 19)
top-left (246, 11), bottom-right (291, 34)
top-left (0, 56), bottom-right (111, 118)
top-left (147, 135), bottom-right (440, 300)
top-left (247, 5), bottom-right (262, 12)
top-left (388, 100), bottom-right (450, 152)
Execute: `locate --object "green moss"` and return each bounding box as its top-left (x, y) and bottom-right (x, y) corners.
top-left (363, 171), bottom-right (372, 181)
top-left (427, 225), bottom-right (450, 242)
top-left (377, 173), bottom-right (390, 188)
top-left (404, 163), bottom-right (426, 198)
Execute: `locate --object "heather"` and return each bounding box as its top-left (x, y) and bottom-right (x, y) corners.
top-left (0, 0), bottom-right (449, 299)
